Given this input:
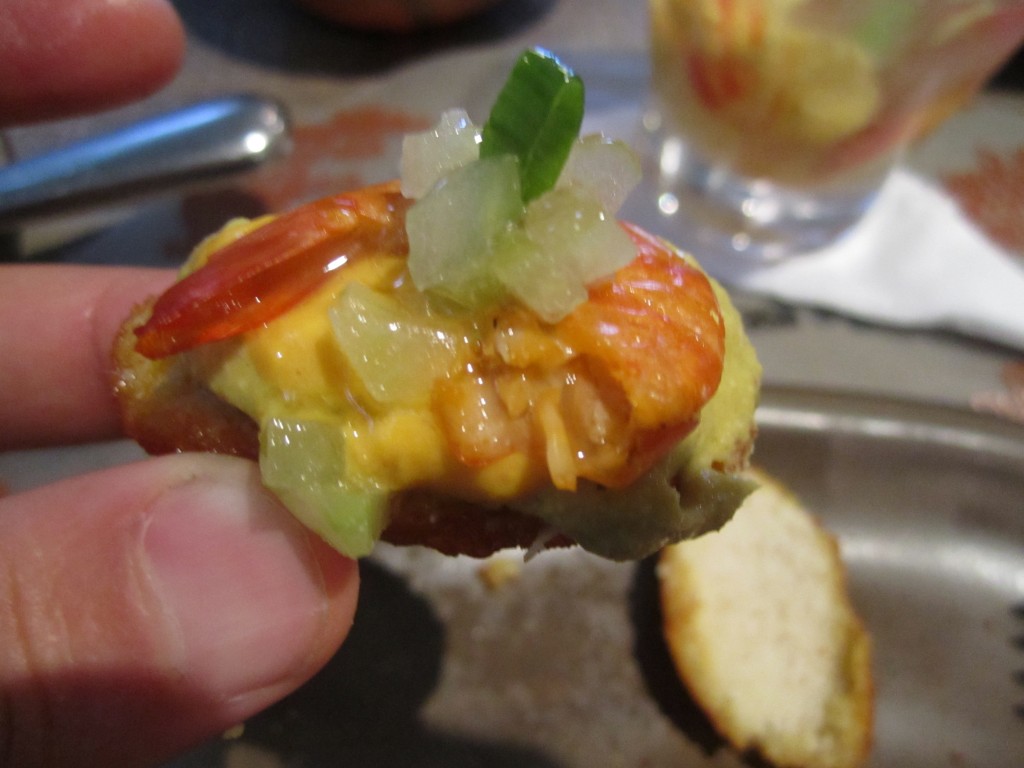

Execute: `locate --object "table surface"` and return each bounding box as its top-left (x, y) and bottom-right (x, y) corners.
top-left (2, 0), bottom-right (1022, 418)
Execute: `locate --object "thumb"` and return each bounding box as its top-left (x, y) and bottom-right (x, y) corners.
top-left (0, 453), bottom-right (359, 767)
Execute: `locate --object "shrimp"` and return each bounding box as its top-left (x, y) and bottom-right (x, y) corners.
top-left (653, 0), bottom-right (768, 111)
top-left (134, 181), bottom-right (411, 359)
top-left (134, 183), bottom-right (726, 494)
top-left (433, 222), bottom-right (724, 492)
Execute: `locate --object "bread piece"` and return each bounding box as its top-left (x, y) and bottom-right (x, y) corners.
top-left (113, 301), bottom-right (566, 557)
top-left (113, 301), bottom-right (735, 559)
top-left (658, 470), bottom-right (873, 768)
top-left (114, 298), bottom-right (260, 460)
top-left (111, 171), bottom-right (761, 561)
top-left (111, 231), bottom-right (759, 561)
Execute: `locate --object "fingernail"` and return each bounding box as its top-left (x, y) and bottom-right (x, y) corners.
top-left (143, 469), bottom-right (333, 704)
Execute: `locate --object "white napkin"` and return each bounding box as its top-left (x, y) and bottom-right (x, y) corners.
top-left (707, 169), bottom-right (1024, 351)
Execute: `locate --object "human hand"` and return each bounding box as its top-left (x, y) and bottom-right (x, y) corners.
top-left (0, 266), bottom-right (360, 767)
top-left (0, 3), bottom-right (360, 766)
top-left (0, 0), bottom-right (185, 127)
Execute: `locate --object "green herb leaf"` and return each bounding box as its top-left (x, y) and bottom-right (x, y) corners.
top-left (480, 48), bottom-right (585, 203)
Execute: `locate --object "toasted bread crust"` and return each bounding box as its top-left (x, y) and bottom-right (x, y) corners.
top-left (113, 297), bottom-right (574, 557)
top-left (113, 286), bottom-right (753, 560)
top-left (384, 490), bottom-right (573, 557)
top-left (113, 298), bottom-right (260, 459)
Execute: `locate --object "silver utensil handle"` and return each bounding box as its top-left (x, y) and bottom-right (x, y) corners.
top-left (0, 94), bottom-right (289, 228)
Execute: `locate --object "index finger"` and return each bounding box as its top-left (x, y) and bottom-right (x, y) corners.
top-left (0, 264), bottom-right (174, 450)
top-left (0, 0), bottom-right (184, 126)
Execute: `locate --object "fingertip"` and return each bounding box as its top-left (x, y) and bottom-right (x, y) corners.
top-left (0, 0), bottom-right (186, 126)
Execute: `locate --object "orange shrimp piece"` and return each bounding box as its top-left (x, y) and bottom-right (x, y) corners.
top-left (556, 223), bottom-right (724, 430)
top-left (135, 181), bottom-right (410, 359)
top-left (433, 223), bottom-right (725, 492)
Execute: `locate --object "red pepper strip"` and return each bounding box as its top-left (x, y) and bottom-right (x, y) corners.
top-left (134, 181), bottom-right (410, 359)
top-left (687, 0), bottom-right (765, 111)
top-left (687, 53), bottom-right (744, 110)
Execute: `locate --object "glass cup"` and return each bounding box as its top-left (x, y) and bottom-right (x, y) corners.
top-left (644, 0), bottom-right (1024, 263)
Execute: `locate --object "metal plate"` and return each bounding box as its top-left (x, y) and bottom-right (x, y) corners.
top-left (162, 387), bottom-right (1024, 767)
